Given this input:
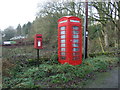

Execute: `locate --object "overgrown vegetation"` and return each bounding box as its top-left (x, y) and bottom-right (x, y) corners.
top-left (2, 55), bottom-right (119, 88)
top-left (1, 0), bottom-right (120, 89)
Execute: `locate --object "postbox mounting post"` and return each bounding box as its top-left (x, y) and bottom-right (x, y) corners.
top-left (37, 49), bottom-right (39, 61)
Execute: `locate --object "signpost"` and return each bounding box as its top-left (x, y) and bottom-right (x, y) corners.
top-left (84, 0), bottom-right (88, 59)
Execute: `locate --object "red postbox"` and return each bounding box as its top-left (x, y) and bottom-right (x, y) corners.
top-left (58, 16), bottom-right (82, 65)
top-left (34, 34), bottom-right (42, 49)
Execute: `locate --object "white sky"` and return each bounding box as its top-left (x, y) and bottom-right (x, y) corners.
top-left (0, 0), bottom-right (47, 30)
top-left (0, 0), bottom-right (114, 30)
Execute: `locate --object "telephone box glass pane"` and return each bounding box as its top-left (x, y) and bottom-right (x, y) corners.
top-left (73, 26), bottom-right (79, 30)
top-left (72, 57), bottom-right (80, 60)
top-left (73, 52), bottom-right (80, 55)
top-left (73, 39), bottom-right (79, 43)
top-left (61, 44), bottom-right (65, 47)
top-left (73, 31), bottom-right (79, 34)
top-left (61, 48), bottom-right (66, 51)
top-left (73, 48), bottom-right (79, 51)
top-left (61, 52), bottom-right (66, 55)
top-left (73, 44), bottom-right (79, 47)
top-left (61, 31), bottom-right (65, 34)
top-left (61, 40), bottom-right (65, 43)
top-left (73, 35), bottom-right (79, 38)
top-left (61, 35), bottom-right (65, 38)
top-left (60, 56), bottom-right (66, 60)
top-left (60, 26), bottom-right (66, 30)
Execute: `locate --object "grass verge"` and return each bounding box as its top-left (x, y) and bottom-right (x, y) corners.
top-left (2, 55), bottom-right (119, 88)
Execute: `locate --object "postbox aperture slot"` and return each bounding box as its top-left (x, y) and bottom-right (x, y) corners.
top-left (37, 36), bottom-right (42, 38)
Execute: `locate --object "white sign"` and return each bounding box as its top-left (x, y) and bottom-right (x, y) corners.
top-left (86, 31), bottom-right (88, 37)
top-left (38, 41), bottom-right (41, 46)
top-left (70, 20), bottom-right (80, 23)
top-left (59, 20), bottom-right (67, 23)
top-left (4, 41), bottom-right (11, 45)
top-left (86, 31), bottom-right (88, 35)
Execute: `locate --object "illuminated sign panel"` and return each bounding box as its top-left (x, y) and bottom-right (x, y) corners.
top-left (59, 20), bottom-right (67, 23)
top-left (70, 20), bottom-right (80, 23)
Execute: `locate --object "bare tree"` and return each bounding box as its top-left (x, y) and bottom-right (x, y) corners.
top-left (90, 1), bottom-right (119, 48)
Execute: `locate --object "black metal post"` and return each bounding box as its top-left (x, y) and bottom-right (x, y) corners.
top-left (37, 49), bottom-right (39, 60)
top-left (84, 0), bottom-right (88, 59)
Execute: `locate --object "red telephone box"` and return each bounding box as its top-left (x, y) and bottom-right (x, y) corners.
top-left (58, 16), bottom-right (82, 65)
top-left (34, 34), bottom-right (42, 49)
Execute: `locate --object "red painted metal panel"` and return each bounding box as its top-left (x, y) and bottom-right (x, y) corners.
top-left (58, 16), bottom-right (82, 65)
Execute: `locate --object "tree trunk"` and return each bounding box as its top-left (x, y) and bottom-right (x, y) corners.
top-left (98, 36), bottom-right (105, 53)
top-left (97, 30), bottom-right (105, 53)
top-left (104, 32), bottom-right (109, 48)
top-left (114, 26), bottom-right (118, 47)
top-left (103, 26), bottom-right (109, 48)
top-left (101, 25), bottom-right (109, 48)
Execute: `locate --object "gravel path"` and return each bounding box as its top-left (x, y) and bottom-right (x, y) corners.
top-left (84, 67), bottom-right (119, 88)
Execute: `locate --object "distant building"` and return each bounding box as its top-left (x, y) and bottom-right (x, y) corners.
top-left (10, 35), bottom-right (27, 40)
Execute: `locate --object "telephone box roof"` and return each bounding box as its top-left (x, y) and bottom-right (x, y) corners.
top-left (58, 16), bottom-right (81, 22)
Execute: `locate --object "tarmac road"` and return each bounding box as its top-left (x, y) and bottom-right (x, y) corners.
top-left (84, 67), bottom-right (119, 88)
